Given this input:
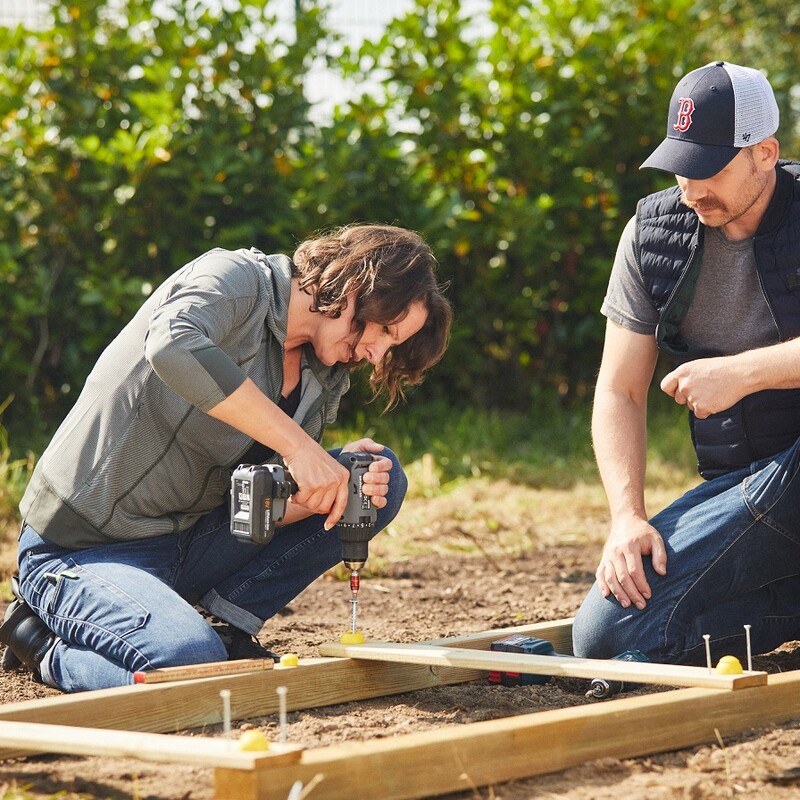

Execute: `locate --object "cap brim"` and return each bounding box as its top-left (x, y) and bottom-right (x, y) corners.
top-left (640, 137), bottom-right (739, 180)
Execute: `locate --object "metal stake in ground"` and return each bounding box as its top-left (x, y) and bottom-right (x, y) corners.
top-left (744, 624), bottom-right (753, 672)
top-left (220, 689), bottom-right (232, 739)
top-left (277, 685), bottom-right (288, 744)
top-left (703, 634), bottom-right (712, 673)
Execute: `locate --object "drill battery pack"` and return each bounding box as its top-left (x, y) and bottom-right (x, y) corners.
top-left (488, 634), bottom-right (559, 686)
top-left (230, 463), bottom-right (295, 545)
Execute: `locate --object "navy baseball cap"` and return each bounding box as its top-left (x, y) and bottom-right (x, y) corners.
top-left (641, 61), bottom-right (779, 180)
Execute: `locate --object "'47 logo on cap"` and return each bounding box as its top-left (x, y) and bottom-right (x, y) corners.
top-left (673, 97), bottom-right (695, 132)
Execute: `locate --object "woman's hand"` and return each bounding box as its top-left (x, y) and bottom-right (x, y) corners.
top-left (342, 438), bottom-right (391, 509)
top-left (283, 443), bottom-right (350, 529)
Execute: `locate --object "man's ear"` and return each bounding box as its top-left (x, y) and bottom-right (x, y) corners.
top-left (754, 136), bottom-right (780, 171)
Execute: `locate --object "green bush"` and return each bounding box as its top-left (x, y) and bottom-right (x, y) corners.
top-left (1, 0), bottom-right (798, 455)
top-left (0, 0), bottom-right (326, 446)
top-left (0, 397), bottom-right (34, 537)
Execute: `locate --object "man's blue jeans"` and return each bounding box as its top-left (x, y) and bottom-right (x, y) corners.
top-left (573, 439), bottom-right (800, 666)
top-left (17, 448), bottom-right (406, 692)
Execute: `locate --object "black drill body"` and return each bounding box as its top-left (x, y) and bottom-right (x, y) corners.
top-left (230, 451), bottom-right (376, 560)
top-left (335, 452), bottom-right (378, 570)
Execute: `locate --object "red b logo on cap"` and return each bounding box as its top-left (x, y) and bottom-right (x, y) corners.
top-left (673, 97), bottom-right (695, 132)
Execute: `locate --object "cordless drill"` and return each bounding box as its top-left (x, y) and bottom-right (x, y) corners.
top-left (331, 452), bottom-right (377, 636)
top-left (230, 451), bottom-right (377, 632)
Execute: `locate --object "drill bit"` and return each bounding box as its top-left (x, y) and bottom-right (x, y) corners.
top-left (349, 569), bottom-right (360, 634)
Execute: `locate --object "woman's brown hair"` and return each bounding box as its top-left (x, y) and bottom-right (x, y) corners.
top-left (293, 224), bottom-right (452, 407)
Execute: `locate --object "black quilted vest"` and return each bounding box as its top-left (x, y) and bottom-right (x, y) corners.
top-left (636, 161), bottom-right (800, 479)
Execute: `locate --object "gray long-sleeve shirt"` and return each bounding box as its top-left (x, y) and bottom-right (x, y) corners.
top-left (20, 247), bottom-right (350, 549)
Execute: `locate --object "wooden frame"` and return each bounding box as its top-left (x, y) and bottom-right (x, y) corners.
top-left (1, 618), bottom-right (797, 800)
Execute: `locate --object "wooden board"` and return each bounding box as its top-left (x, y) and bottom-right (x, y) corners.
top-left (215, 670), bottom-right (800, 800)
top-left (0, 720), bottom-right (302, 769)
top-left (133, 657), bottom-right (273, 683)
top-left (427, 617), bottom-right (575, 654)
top-left (319, 640), bottom-right (767, 690)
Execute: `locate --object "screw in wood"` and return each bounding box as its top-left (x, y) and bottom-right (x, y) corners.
top-left (743, 624), bottom-right (753, 671)
top-left (703, 634), bottom-right (712, 673)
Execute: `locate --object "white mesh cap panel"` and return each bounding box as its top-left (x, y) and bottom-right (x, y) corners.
top-left (724, 62), bottom-right (780, 147)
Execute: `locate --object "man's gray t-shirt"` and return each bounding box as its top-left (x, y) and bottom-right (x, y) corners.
top-left (601, 216), bottom-right (779, 355)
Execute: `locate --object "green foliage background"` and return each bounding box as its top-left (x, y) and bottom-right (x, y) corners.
top-left (1, 0), bottom-right (799, 455)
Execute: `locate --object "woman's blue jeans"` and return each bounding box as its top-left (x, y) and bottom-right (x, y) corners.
top-left (17, 448), bottom-right (406, 692)
top-left (573, 439), bottom-right (800, 666)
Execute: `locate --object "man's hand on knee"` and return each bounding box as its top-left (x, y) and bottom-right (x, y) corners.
top-left (597, 519), bottom-right (667, 610)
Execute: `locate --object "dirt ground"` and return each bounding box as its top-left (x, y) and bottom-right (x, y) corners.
top-left (2, 484), bottom-right (800, 799)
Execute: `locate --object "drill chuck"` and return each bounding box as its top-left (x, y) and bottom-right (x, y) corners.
top-left (338, 536), bottom-right (369, 571)
top-left (586, 649), bottom-right (649, 699)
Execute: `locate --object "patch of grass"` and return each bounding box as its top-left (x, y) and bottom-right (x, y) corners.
top-left (0, 784), bottom-right (31, 800)
top-left (0, 394), bottom-right (699, 572)
top-left (325, 394), bottom-right (697, 492)
top-left (0, 784), bottom-right (99, 800)
top-left (328, 402), bottom-right (595, 489)
top-left (325, 396), bottom-right (699, 564)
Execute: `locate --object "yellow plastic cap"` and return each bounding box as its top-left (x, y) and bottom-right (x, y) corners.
top-left (715, 655), bottom-right (744, 674)
top-left (339, 631), bottom-right (366, 645)
top-left (236, 729), bottom-right (270, 751)
top-left (279, 653), bottom-right (299, 667)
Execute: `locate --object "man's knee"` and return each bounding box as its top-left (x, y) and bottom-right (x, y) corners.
top-left (572, 584), bottom-right (631, 660)
top-left (572, 605), bottom-right (609, 659)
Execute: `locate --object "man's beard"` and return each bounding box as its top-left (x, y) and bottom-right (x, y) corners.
top-left (679, 154), bottom-right (766, 228)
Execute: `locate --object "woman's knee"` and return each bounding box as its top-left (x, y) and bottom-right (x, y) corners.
top-left (141, 609), bottom-right (228, 670)
top-left (380, 447), bottom-right (407, 523)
